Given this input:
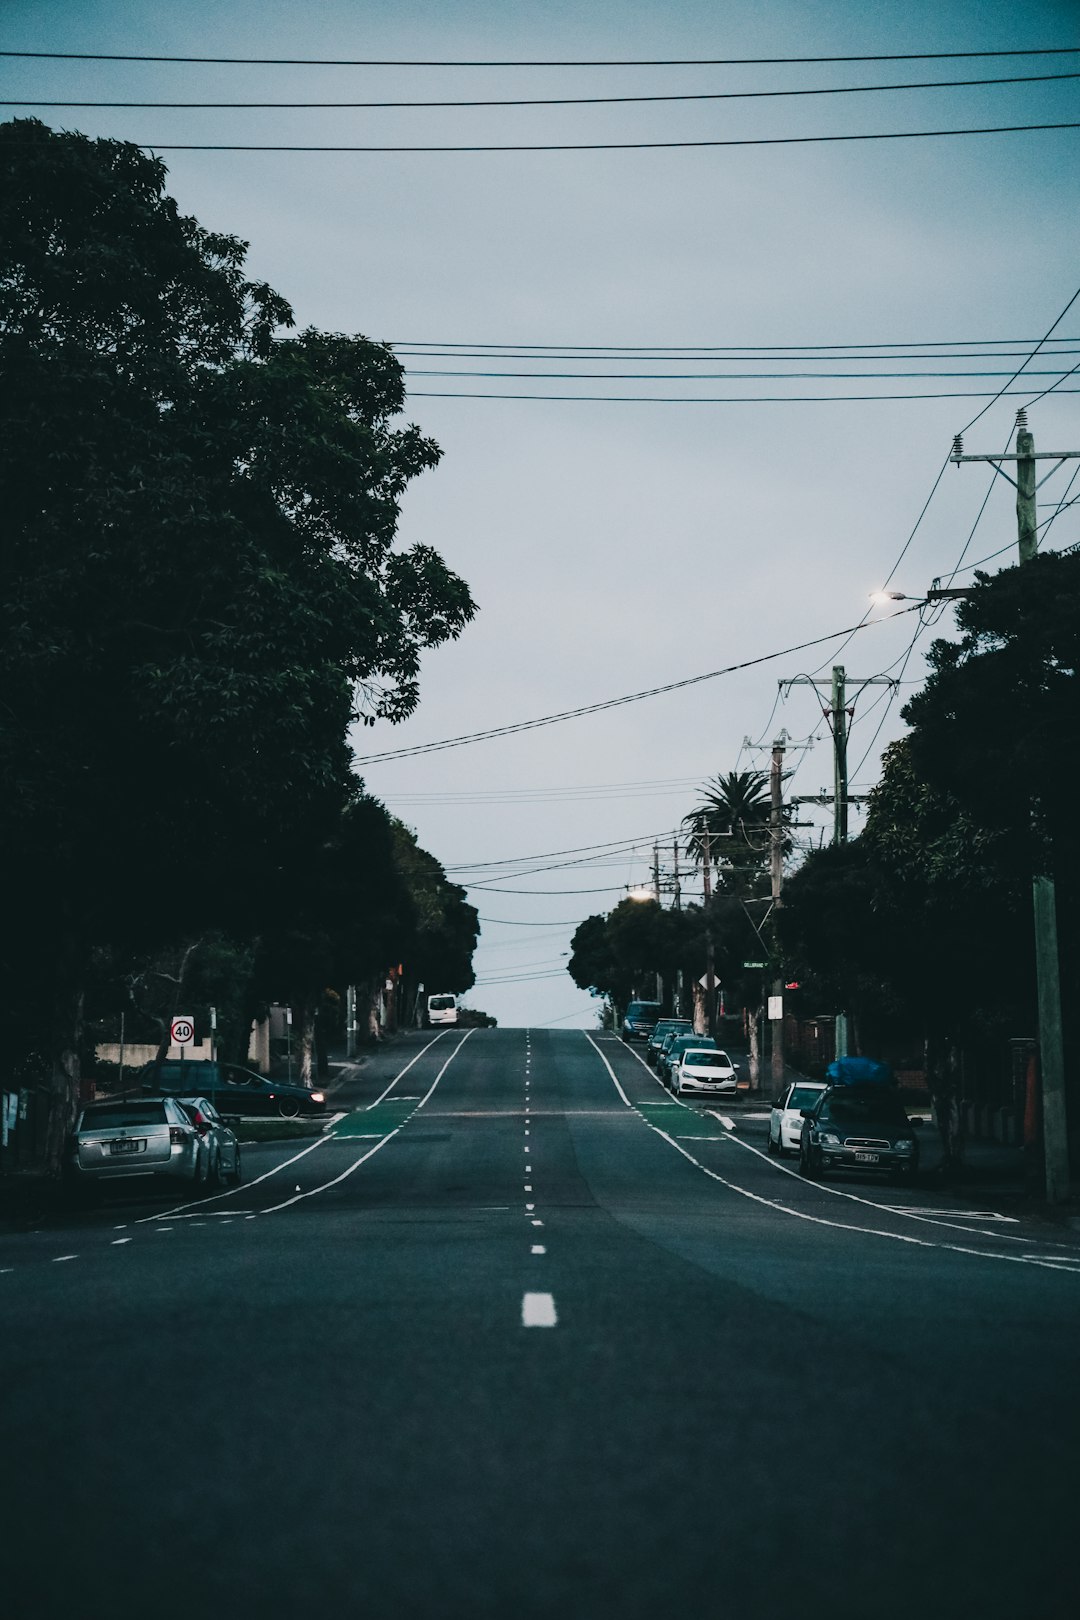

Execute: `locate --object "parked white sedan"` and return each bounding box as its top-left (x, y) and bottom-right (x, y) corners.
top-left (768, 1080), bottom-right (827, 1156)
top-left (672, 1048), bottom-right (741, 1098)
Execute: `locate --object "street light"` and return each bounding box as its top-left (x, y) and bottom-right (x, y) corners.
top-left (871, 582), bottom-right (973, 604)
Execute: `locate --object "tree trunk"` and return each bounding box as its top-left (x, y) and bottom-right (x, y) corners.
top-left (296, 999), bottom-right (317, 1084)
top-left (748, 1008), bottom-right (761, 1092)
top-left (44, 975), bottom-right (84, 1177)
top-left (925, 1032), bottom-right (964, 1173)
top-left (691, 980), bottom-right (706, 1035)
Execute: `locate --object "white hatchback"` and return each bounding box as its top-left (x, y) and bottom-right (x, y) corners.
top-left (768, 1080), bottom-right (827, 1156)
top-left (673, 1048), bottom-right (740, 1097)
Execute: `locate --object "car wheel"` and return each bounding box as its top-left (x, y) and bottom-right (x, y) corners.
top-left (278, 1096), bottom-right (300, 1118)
top-left (799, 1146), bottom-right (815, 1178)
top-left (229, 1147), bottom-right (242, 1186)
top-left (767, 1129), bottom-right (778, 1156)
top-left (205, 1149), bottom-right (221, 1190)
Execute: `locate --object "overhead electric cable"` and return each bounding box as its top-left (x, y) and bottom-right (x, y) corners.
top-left (354, 604), bottom-right (922, 763)
top-left (408, 386), bottom-right (1080, 402)
top-left (957, 279), bottom-right (1080, 433)
top-left (391, 335), bottom-right (1080, 351)
top-left (6, 47), bottom-right (1076, 65)
top-left (10, 69), bottom-right (1076, 107)
top-left (87, 120), bottom-right (1080, 151)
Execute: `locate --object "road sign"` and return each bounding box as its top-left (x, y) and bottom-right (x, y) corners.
top-left (743, 961), bottom-right (767, 969)
top-left (697, 975), bottom-right (722, 990)
top-left (768, 995), bottom-right (784, 1021)
top-left (170, 1015), bottom-right (195, 1046)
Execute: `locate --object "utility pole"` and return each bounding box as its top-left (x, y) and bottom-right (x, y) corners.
top-left (672, 836), bottom-right (683, 1018)
top-left (951, 410), bottom-right (1080, 1202)
top-left (769, 733), bottom-right (786, 1098)
top-left (783, 670), bottom-right (896, 1056)
top-left (652, 841), bottom-right (663, 1006)
top-left (701, 823), bottom-right (716, 1038)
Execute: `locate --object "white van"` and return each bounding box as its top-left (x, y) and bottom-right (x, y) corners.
top-left (426, 993), bottom-right (459, 1027)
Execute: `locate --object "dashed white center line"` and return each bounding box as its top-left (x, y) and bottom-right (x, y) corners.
top-left (531, 1244), bottom-right (546, 1255)
top-left (111, 1238), bottom-right (131, 1246)
top-left (522, 1292), bottom-right (557, 1327)
top-left (531, 1218), bottom-right (544, 1227)
top-left (524, 1183), bottom-right (532, 1191)
top-left (53, 1254), bottom-right (77, 1263)
top-left (525, 1164), bottom-right (532, 1172)
top-left (525, 1202), bottom-right (535, 1210)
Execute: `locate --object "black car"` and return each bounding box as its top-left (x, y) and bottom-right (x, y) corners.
top-left (144, 1060), bottom-right (327, 1119)
top-left (799, 1084), bottom-right (920, 1183)
top-left (620, 1000), bottom-right (663, 1042)
top-left (646, 1019), bottom-right (694, 1068)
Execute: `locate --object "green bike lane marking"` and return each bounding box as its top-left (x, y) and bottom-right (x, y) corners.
top-left (333, 1099), bottom-right (420, 1137)
top-left (636, 1103), bottom-right (726, 1139)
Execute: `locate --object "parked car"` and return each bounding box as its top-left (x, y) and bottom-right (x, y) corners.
top-left (798, 1084), bottom-right (921, 1183)
top-left (176, 1097), bottom-right (242, 1187)
top-left (145, 1060), bottom-right (326, 1118)
top-left (645, 1019), bottom-right (694, 1068)
top-left (672, 1047), bottom-right (741, 1098)
top-left (621, 1000), bottom-right (663, 1042)
top-left (65, 1096), bottom-right (207, 1198)
top-left (768, 1080), bottom-right (827, 1156)
top-left (660, 1033), bottom-right (718, 1086)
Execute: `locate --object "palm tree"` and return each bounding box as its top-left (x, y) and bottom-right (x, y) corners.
top-left (682, 770), bottom-right (772, 886)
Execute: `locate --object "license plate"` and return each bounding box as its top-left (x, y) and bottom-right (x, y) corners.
top-left (854, 1151), bottom-right (879, 1163)
top-left (107, 1138), bottom-right (142, 1155)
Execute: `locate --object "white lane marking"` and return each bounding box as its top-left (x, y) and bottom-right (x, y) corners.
top-left (157, 1227), bottom-right (173, 1233)
top-left (704, 1112), bottom-right (1043, 1246)
top-left (531, 1218), bottom-right (544, 1227)
top-left (143, 1033), bottom-right (453, 1225)
top-left (583, 1031), bottom-right (632, 1106)
top-left (522, 1292), bottom-right (557, 1327)
top-left (525, 1164), bottom-right (532, 1172)
top-left (260, 1030), bottom-right (476, 1212)
top-left (113, 1224), bottom-right (127, 1230)
top-left (53, 1254), bottom-right (77, 1263)
top-left (524, 1184), bottom-right (532, 1191)
top-left (591, 1031), bottom-right (1080, 1275)
top-left (531, 1244), bottom-right (546, 1254)
top-left (717, 1115), bottom-right (736, 1130)
top-left (367, 1031), bottom-right (449, 1109)
top-left (881, 1206), bottom-right (1019, 1222)
top-left (0, 1267), bottom-right (13, 1274)
top-left (111, 1238), bottom-right (131, 1246)
top-left (526, 1202), bottom-right (535, 1210)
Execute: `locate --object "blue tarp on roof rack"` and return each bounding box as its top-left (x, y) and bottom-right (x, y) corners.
top-left (825, 1056), bottom-right (896, 1086)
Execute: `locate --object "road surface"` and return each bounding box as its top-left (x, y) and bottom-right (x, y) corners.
top-left (2, 1028), bottom-right (1077, 1618)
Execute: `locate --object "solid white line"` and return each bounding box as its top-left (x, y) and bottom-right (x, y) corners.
top-left (592, 1031), bottom-right (1080, 1276)
top-left (367, 1031), bottom-right (449, 1109)
top-left (583, 1031), bottom-right (632, 1105)
top-left (522, 1291), bottom-right (557, 1327)
top-left (260, 1030), bottom-right (475, 1212)
top-left (139, 1036), bottom-right (452, 1224)
top-left (704, 1111), bottom-right (1042, 1246)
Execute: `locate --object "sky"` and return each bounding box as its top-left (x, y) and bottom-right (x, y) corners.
top-left (4, 0), bottom-right (1079, 1028)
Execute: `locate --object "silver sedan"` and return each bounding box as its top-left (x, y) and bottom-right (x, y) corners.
top-left (65, 1096), bottom-right (207, 1197)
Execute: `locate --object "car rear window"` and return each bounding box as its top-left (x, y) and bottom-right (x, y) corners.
top-left (80, 1103), bottom-right (168, 1129)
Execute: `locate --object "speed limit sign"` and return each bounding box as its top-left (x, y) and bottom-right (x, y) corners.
top-left (170, 1015), bottom-right (195, 1046)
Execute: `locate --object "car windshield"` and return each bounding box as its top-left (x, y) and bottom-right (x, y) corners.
top-left (80, 1104), bottom-right (167, 1130)
top-left (675, 1037), bottom-right (715, 1052)
top-left (683, 1051), bottom-right (730, 1068)
top-left (825, 1091), bottom-right (908, 1125)
top-left (628, 1003), bottom-right (662, 1018)
top-left (788, 1086), bottom-right (825, 1110)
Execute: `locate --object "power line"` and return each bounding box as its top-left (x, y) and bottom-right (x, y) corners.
top-left (957, 279), bottom-right (1080, 434)
top-left (408, 386), bottom-right (1080, 402)
top-left (9, 69), bottom-right (1076, 108)
top-left (6, 48), bottom-right (1076, 65)
top-left (406, 367), bottom-right (1078, 379)
top-left (390, 336), bottom-right (1080, 351)
top-left (81, 120), bottom-right (1080, 151)
top-left (354, 604), bottom-right (922, 763)
top-left (445, 830), bottom-right (678, 870)
top-left (477, 917), bottom-right (584, 926)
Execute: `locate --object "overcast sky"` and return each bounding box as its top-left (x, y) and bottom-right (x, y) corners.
top-left (5, 0), bottom-right (1079, 1027)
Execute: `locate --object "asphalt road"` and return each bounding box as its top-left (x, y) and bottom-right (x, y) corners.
top-left (3, 1028), bottom-right (1078, 1619)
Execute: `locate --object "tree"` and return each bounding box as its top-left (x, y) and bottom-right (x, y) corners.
top-left (390, 823), bottom-right (479, 1024)
top-left (0, 121), bottom-right (476, 1164)
top-left (683, 770), bottom-right (773, 891)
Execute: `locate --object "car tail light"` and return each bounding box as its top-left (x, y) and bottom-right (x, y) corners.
top-left (169, 1126), bottom-right (190, 1144)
